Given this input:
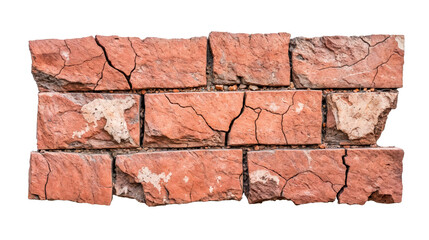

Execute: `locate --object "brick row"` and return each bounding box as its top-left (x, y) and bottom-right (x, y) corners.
top-left (30, 33), bottom-right (404, 91)
top-left (28, 148), bottom-right (403, 205)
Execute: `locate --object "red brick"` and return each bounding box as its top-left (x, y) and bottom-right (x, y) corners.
top-left (338, 148), bottom-right (404, 205)
top-left (291, 35), bottom-right (404, 88)
top-left (228, 90), bottom-right (322, 146)
top-left (209, 32), bottom-right (291, 86)
top-left (129, 37), bottom-right (207, 89)
top-left (28, 152), bottom-right (113, 205)
top-left (143, 92), bottom-right (244, 148)
top-left (325, 92), bottom-right (398, 145)
top-left (29, 36), bottom-right (130, 91)
top-left (37, 93), bottom-right (140, 149)
top-left (247, 149), bottom-right (346, 204)
top-left (115, 149), bottom-right (243, 206)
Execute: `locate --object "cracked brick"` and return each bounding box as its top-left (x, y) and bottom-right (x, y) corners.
top-left (247, 149), bottom-right (346, 204)
top-left (129, 37), bottom-right (207, 89)
top-left (143, 92), bottom-right (244, 148)
top-left (37, 92), bottom-right (140, 149)
top-left (28, 151), bottom-right (113, 205)
top-left (338, 148), bottom-right (404, 205)
top-left (115, 149), bottom-right (243, 206)
top-left (325, 92), bottom-right (398, 145)
top-left (291, 35), bottom-right (404, 88)
top-left (228, 90), bottom-right (322, 146)
top-left (29, 36), bottom-right (130, 91)
top-left (209, 32), bottom-right (291, 86)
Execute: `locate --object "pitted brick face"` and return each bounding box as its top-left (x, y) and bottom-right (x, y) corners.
top-left (29, 32), bottom-right (404, 206)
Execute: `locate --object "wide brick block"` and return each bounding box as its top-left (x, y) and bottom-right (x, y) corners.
top-left (30, 36), bottom-right (130, 91)
top-left (291, 35), bottom-right (404, 88)
top-left (115, 149), bottom-right (243, 206)
top-left (338, 148), bottom-right (404, 204)
top-left (325, 92), bottom-right (398, 145)
top-left (247, 149), bottom-right (346, 204)
top-left (129, 37), bottom-right (207, 89)
top-left (37, 92), bottom-right (140, 149)
top-left (143, 92), bottom-right (244, 148)
top-left (228, 90), bottom-right (322, 146)
top-left (209, 32), bottom-right (291, 86)
top-left (28, 152), bottom-right (113, 205)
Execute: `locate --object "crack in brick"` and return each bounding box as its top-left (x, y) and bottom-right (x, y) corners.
top-left (336, 148), bottom-right (349, 202)
top-left (95, 36), bottom-right (133, 89)
top-left (44, 158), bottom-right (52, 200)
top-left (164, 94), bottom-right (220, 132)
top-left (318, 36), bottom-right (391, 71)
top-left (371, 52), bottom-right (401, 87)
top-left (225, 93), bottom-right (246, 146)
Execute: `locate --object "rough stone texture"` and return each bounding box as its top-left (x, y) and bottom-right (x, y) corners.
top-left (115, 149), bottom-right (243, 206)
top-left (247, 149), bottom-right (346, 204)
top-left (28, 151), bottom-right (113, 205)
top-left (29, 36), bottom-right (130, 91)
top-left (339, 148), bottom-right (404, 205)
top-left (144, 92), bottom-right (244, 148)
top-left (37, 92), bottom-right (140, 149)
top-left (291, 35), bottom-right (404, 88)
top-left (209, 32), bottom-right (291, 86)
top-left (325, 92), bottom-right (398, 145)
top-left (228, 90), bottom-right (322, 146)
top-left (129, 37), bottom-right (207, 89)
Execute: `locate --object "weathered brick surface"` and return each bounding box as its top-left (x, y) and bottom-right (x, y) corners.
top-left (247, 149), bottom-right (346, 204)
top-left (130, 37), bottom-right (207, 89)
top-left (115, 149), bottom-right (243, 206)
top-left (338, 148), bottom-right (403, 205)
top-left (143, 92), bottom-right (244, 148)
top-left (28, 32), bottom-right (404, 207)
top-left (291, 35), bottom-right (404, 88)
top-left (209, 32), bottom-right (291, 86)
top-left (29, 152), bottom-right (113, 205)
top-left (30, 36), bottom-right (130, 91)
top-left (325, 92), bottom-right (398, 145)
top-left (228, 90), bottom-right (322, 146)
top-left (37, 92), bottom-right (140, 149)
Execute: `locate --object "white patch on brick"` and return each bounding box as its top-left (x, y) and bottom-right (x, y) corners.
top-left (72, 124), bottom-right (90, 138)
top-left (60, 50), bottom-right (70, 61)
top-left (303, 150), bottom-right (313, 168)
top-left (295, 102), bottom-right (304, 113)
top-left (268, 102), bottom-right (280, 112)
top-left (76, 97), bottom-right (136, 144)
top-left (183, 176), bottom-right (189, 183)
top-left (209, 186), bottom-right (214, 193)
top-left (395, 36), bottom-right (404, 51)
top-left (137, 167), bottom-right (172, 193)
top-left (216, 176), bottom-right (222, 184)
top-left (250, 169), bottom-right (280, 185)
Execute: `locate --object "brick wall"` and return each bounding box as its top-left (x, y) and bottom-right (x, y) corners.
top-left (28, 32), bottom-right (404, 206)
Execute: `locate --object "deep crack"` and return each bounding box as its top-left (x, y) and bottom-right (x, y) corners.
top-left (95, 36), bottom-right (133, 89)
top-left (336, 148), bottom-right (349, 203)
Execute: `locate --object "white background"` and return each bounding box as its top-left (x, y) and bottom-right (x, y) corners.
top-left (1, 0), bottom-right (427, 239)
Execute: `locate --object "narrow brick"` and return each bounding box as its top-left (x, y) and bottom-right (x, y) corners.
top-left (338, 148), bottom-right (404, 205)
top-left (291, 35), bottom-right (404, 88)
top-left (129, 37), bottom-right (207, 89)
top-left (143, 92), bottom-right (244, 148)
top-left (228, 90), bottom-right (322, 146)
top-left (29, 36), bottom-right (130, 91)
top-left (209, 32), bottom-right (291, 86)
top-left (325, 92), bottom-right (398, 145)
top-left (115, 149), bottom-right (243, 206)
top-left (247, 149), bottom-right (346, 204)
top-left (28, 152), bottom-right (113, 205)
top-left (37, 92), bottom-right (140, 149)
